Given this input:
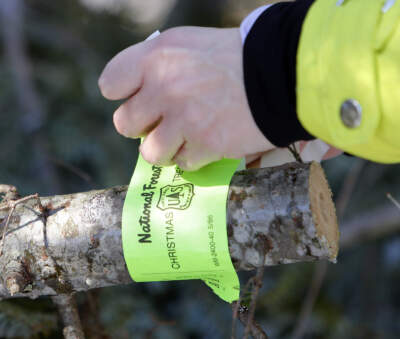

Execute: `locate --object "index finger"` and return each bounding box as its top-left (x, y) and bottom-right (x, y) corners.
top-left (98, 37), bottom-right (157, 100)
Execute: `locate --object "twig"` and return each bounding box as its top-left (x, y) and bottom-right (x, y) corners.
top-left (232, 265), bottom-right (268, 338)
top-left (231, 300), bottom-right (240, 339)
top-left (386, 193), bottom-right (400, 211)
top-left (0, 185), bottom-right (17, 193)
top-left (49, 156), bottom-right (94, 185)
top-left (0, 185), bottom-right (20, 203)
top-left (0, 193), bottom-right (40, 256)
top-left (335, 159), bottom-right (366, 218)
top-left (33, 197), bottom-right (79, 339)
top-left (290, 158), bottom-right (365, 339)
top-left (232, 302), bottom-right (268, 339)
top-left (340, 203), bottom-right (400, 248)
top-left (288, 143), bottom-right (303, 163)
top-left (232, 273), bottom-right (258, 339)
top-left (1, 189), bottom-right (81, 337)
top-left (52, 294), bottom-right (85, 339)
top-left (237, 307), bottom-right (268, 339)
top-left (244, 267), bottom-right (265, 339)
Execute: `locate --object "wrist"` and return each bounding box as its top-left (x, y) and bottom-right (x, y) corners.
top-left (241, 1), bottom-right (315, 147)
top-left (240, 4), bottom-right (274, 43)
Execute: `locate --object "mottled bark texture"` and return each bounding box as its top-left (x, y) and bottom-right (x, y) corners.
top-left (52, 294), bottom-right (85, 339)
top-left (228, 162), bottom-right (338, 271)
top-left (0, 162), bottom-right (338, 300)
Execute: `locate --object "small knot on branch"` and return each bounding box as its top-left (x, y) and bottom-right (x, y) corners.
top-left (4, 262), bottom-right (32, 296)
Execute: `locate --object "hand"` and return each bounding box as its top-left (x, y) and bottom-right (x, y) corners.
top-left (98, 27), bottom-right (275, 171)
top-left (246, 141), bottom-right (343, 168)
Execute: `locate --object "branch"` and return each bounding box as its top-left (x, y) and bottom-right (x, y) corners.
top-left (387, 193), bottom-right (400, 211)
top-left (52, 294), bottom-right (85, 339)
top-left (243, 267), bottom-right (266, 339)
top-left (0, 162), bottom-right (338, 300)
top-left (290, 158), bottom-right (366, 339)
top-left (340, 204), bottom-right (400, 249)
top-left (232, 302), bottom-right (268, 339)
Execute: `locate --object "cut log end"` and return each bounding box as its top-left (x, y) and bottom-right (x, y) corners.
top-left (309, 162), bottom-right (339, 260)
top-left (227, 161), bottom-right (339, 270)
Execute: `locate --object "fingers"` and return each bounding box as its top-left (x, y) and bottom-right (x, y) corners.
top-left (173, 143), bottom-right (221, 171)
top-left (98, 39), bottom-right (156, 100)
top-left (99, 27), bottom-right (275, 171)
top-left (113, 87), bottom-right (161, 138)
top-left (139, 118), bottom-right (185, 166)
top-left (322, 146), bottom-right (343, 160)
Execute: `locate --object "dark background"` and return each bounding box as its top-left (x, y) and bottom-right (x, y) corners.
top-left (0, 0), bottom-right (399, 338)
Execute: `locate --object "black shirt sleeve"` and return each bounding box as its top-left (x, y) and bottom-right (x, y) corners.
top-left (243, 0), bottom-right (315, 147)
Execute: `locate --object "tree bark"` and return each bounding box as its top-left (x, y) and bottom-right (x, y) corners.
top-left (0, 162), bottom-right (338, 300)
top-left (52, 294), bottom-right (85, 339)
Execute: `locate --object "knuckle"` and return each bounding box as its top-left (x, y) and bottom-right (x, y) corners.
top-left (149, 39), bottom-right (167, 59)
top-left (146, 45), bottom-right (175, 88)
top-left (148, 29), bottom-right (181, 61)
top-left (146, 31), bottom-right (190, 91)
top-left (158, 27), bottom-right (183, 45)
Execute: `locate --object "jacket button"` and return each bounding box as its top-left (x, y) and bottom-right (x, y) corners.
top-left (340, 99), bottom-right (362, 128)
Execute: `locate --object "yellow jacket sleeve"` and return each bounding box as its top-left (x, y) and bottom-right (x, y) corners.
top-left (297, 0), bottom-right (400, 163)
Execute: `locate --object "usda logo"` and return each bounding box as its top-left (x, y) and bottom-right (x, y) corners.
top-left (157, 184), bottom-right (194, 211)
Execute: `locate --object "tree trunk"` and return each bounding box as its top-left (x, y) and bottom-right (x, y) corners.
top-left (0, 162), bottom-right (338, 300)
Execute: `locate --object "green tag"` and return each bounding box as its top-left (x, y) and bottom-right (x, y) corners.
top-left (122, 154), bottom-right (242, 303)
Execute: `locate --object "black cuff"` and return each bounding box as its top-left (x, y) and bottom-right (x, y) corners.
top-left (243, 0), bottom-right (314, 147)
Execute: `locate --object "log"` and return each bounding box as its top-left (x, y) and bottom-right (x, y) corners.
top-left (0, 162), bottom-right (338, 300)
